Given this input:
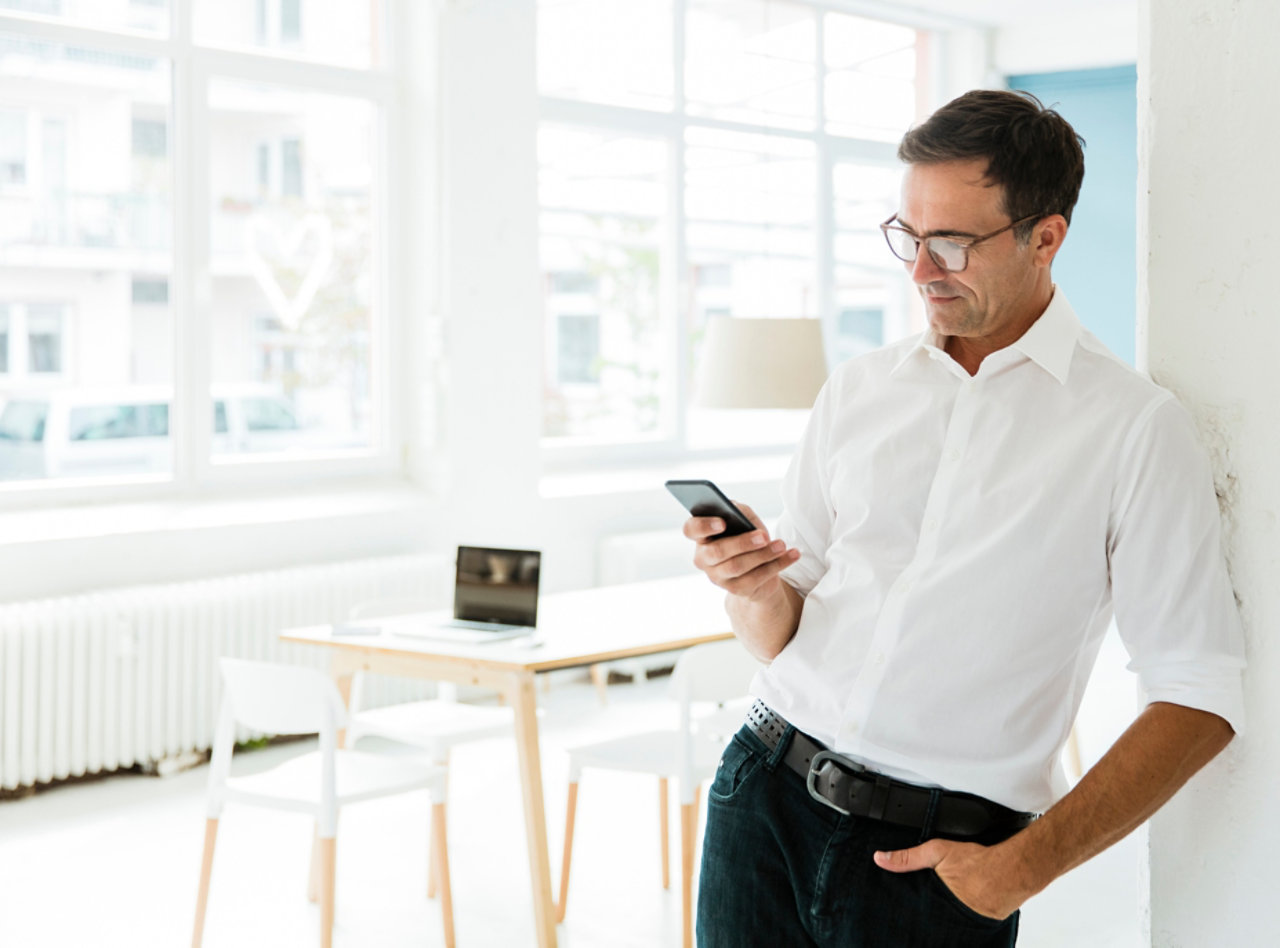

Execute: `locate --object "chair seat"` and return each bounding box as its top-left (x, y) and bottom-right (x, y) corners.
top-left (349, 699), bottom-right (515, 752)
top-left (225, 749), bottom-right (446, 812)
top-left (569, 729), bottom-right (729, 780)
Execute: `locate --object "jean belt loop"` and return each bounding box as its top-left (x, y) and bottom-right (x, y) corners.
top-left (919, 788), bottom-right (942, 844)
top-left (764, 724), bottom-right (794, 772)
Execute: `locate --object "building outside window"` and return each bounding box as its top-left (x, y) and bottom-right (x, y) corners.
top-left (0, 0), bottom-right (392, 487)
top-left (25, 302), bottom-right (62, 373)
top-left (537, 0), bottom-right (923, 460)
top-left (0, 301), bottom-right (65, 380)
top-left (0, 108), bottom-right (25, 188)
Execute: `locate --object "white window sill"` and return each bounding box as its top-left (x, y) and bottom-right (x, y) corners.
top-left (0, 479), bottom-right (439, 603)
top-left (0, 479), bottom-right (433, 549)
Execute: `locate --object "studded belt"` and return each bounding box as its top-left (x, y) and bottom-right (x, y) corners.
top-left (745, 700), bottom-right (1037, 838)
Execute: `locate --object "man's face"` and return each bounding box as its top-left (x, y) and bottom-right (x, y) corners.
top-left (895, 159), bottom-right (1045, 347)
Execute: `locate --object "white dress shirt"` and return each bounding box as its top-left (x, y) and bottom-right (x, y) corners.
top-left (754, 291), bottom-right (1246, 814)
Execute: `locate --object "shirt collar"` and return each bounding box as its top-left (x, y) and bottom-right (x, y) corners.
top-left (1007, 289), bottom-right (1080, 384)
top-left (890, 288), bottom-right (1081, 384)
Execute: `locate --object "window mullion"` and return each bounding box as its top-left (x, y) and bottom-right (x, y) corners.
top-left (672, 0), bottom-right (690, 451)
top-left (815, 10), bottom-right (836, 361)
top-left (173, 10), bottom-right (212, 487)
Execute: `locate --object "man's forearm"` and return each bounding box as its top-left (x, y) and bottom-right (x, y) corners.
top-left (876, 701), bottom-right (1235, 919)
top-left (725, 579), bottom-right (804, 662)
top-left (1005, 701), bottom-right (1234, 894)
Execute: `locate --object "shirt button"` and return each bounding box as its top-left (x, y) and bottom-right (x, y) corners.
top-left (947, 448), bottom-right (961, 461)
top-left (873, 651), bottom-right (885, 665)
top-left (924, 517), bottom-right (938, 532)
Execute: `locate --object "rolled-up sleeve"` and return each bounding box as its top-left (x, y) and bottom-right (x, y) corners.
top-left (1108, 396), bottom-right (1247, 733)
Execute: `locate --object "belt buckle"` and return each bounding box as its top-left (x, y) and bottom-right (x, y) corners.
top-left (806, 749), bottom-right (865, 816)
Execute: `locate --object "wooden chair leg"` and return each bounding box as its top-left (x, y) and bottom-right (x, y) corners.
top-left (307, 822), bottom-right (320, 902)
top-left (659, 777), bottom-right (670, 890)
top-left (556, 781), bottom-right (580, 923)
top-left (589, 664), bottom-right (609, 705)
top-left (427, 802), bottom-right (441, 899)
top-left (191, 817), bottom-right (219, 948)
top-left (319, 836), bottom-right (336, 948)
top-left (432, 802), bottom-right (456, 948)
top-left (680, 801), bottom-right (698, 948)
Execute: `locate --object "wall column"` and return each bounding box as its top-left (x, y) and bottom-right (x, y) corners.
top-left (1139, 0), bottom-right (1280, 942)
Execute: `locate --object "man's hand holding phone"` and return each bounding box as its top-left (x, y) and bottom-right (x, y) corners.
top-left (666, 479), bottom-right (800, 602)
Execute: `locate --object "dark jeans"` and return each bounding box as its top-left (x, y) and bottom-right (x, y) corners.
top-left (697, 725), bottom-right (1021, 948)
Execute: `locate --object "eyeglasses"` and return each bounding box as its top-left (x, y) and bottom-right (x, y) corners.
top-left (879, 213), bottom-right (1043, 273)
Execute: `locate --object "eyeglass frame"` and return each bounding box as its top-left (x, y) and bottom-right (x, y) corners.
top-left (879, 212), bottom-right (1045, 273)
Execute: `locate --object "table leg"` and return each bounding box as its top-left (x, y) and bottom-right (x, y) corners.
top-left (507, 669), bottom-right (558, 948)
top-left (332, 659), bottom-right (355, 749)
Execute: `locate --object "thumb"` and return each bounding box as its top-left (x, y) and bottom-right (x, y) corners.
top-left (873, 839), bottom-right (945, 874)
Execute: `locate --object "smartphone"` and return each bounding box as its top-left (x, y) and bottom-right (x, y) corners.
top-left (664, 479), bottom-right (758, 540)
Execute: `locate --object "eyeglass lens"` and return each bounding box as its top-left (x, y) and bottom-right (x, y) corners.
top-left (885, 229), bottom-right (967, 272)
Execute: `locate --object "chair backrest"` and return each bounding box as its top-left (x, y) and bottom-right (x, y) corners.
top-left (219, 658), bottom-right (348, 736)
top-left (668, 638), bottom-right (760, 707)
top-left (666, 639), bottom-right (759, 798)
top-left (349, 596), bottom-right (436, 621)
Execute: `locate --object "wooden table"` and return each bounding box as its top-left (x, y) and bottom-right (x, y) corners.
top-left (281, 574), bottom-right (733, 948)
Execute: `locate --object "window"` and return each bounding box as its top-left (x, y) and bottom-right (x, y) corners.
top-left (555, 313), bottom-right (601, 385)
top-left (538, 0), bottom-right (924, 459)
top-left (131, 277), bottom-right (169, 305)
top-left (0, 108), bottom-right (26, 188)
top-left (132, 118), bottom-right (167, 159)
top-left (209, 80), bottom-right (376, 461)
top-left (25, 302), bottom-right (62, 373)
top-left (0, 302), bottom-right (66, 380)
top-left (538, 126), bottom-right (668, 442)
top-left (0, 0), bottom-right (168, 33)
top-left (280, 136), bottom-right (302, 198)
top-left (0, 1), bottom-right (391, 489)
top-left (198, 0), bottom-right (375, 68)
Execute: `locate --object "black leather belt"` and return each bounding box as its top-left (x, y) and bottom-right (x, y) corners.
top-left (746, 700), bottom-right (1037, 839)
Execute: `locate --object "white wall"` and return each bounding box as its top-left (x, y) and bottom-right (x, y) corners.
top-left (993, 5), bottom-right (1137, 76)
top-left (1138, 0), bottom-right (1280, 942)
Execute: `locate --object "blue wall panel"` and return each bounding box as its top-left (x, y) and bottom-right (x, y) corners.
top-left (1008, 66), bottom-right (1137, 365)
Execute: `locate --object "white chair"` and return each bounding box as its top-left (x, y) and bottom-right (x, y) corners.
top-left (342, 597), bottom-right (515, 900)
top-left (191, 659), bottom-right (456, 948)
top-left (556, 639), bottom-right (759, 948)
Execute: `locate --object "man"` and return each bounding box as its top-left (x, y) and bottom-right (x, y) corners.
top-left (686, 89), bottom-right (1245, 947)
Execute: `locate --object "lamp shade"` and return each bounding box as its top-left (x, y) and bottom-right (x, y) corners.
top-left (694, 316), bottom-right (828, 409)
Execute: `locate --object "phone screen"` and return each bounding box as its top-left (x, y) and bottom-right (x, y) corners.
top-left (664, 479), bottom-right (756, 539)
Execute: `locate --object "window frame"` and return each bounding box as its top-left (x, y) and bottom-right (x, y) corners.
top-left (536, 0), bottom-right (928, 472)
top-left (0, 3), bottom-right (406, 508)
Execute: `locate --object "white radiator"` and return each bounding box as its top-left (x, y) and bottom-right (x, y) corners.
top-left (0, 553), bottom-right (452, 792)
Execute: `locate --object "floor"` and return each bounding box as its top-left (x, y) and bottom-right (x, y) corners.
top-left (0, 638), bottom-right (1143, 948)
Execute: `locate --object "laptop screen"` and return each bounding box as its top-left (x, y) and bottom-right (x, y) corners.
top-left (453, 546), bottom-right (541, 627)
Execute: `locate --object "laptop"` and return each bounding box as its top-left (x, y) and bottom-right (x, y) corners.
top-left (389, 545), bottom-right (541, 644)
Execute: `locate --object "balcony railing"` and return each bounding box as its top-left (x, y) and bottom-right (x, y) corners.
top-left (0, 190), bottom-right (170, 253)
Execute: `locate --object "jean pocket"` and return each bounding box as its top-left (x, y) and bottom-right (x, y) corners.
top-left (925, 870), bottom-right (1008, 928)
top-left (707, 731), bottom-right (764, 804)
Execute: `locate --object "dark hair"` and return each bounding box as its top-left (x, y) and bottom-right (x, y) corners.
top-left (897, 89), bottom-right (1085, 241)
